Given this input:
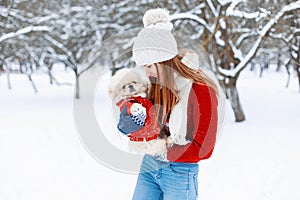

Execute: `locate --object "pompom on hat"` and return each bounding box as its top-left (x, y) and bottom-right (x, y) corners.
top-left (132, 8), bottom-right (178, 66)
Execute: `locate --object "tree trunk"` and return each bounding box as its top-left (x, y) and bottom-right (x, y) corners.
top-left (297, 40), bottom-right (300, 93)
top-left (0, 63), bottom-right (4, 72)
top-left (6, 65), bottom-right (12, 90)
top-left (111, 56), bottom-right (117, 76)
top-left (225, 77), bottom-right (246, 122)
top-left (28, 74), bottom-right (38, 93)
top-left (276, 52), bottom-right (281, 72)
top-left (250, 61), bottom-right (255, 71)
top-left (75, 74), bottom-right (80, 99)
top-left (47, 64), bottom-right (54, 85)
top-left (285, 63), bottom-right (291, 88)
top-left (260, 61), bottom-right (268, 78)
top-left (297, 65), bottom-right (300, 93)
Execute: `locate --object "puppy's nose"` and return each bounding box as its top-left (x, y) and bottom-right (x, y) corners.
top-left (128, 85), bottom-right (134, 89)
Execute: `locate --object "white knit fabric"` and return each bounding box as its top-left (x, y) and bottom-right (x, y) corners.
top-left (142, 8), bottom-right (174, 30)
top-left (168, 73), bottom-right (193, 145)
top-left (132, 8), bottom-right (178, 66)
top-left (133, 28), bottom-right (178, 66)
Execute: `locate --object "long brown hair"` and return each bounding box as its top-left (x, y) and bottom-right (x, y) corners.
top-left (148, 55), bottom-right (218, 125)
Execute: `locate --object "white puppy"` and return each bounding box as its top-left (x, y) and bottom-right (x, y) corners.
top-left (108, 68), bottom-right (148, 101)
top-left (108, 68), bottom-right (168, 155)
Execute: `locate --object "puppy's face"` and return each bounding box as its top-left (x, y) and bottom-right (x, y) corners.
top-left (118, 80), bottom-right (147, 99)
top-left (108, 69), bottom-right (148, 101)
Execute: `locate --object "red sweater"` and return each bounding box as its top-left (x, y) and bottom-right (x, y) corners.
top-left (167, 83), bottom-right (218, 163)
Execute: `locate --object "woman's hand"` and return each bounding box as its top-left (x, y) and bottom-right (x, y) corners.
top-left (166, 137), bottom-right (174, 149)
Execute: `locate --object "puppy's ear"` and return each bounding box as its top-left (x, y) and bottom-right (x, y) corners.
top-left (144, 81), bottom-right (149, 88)
top-left (143, 81), bottom-right (149, 93)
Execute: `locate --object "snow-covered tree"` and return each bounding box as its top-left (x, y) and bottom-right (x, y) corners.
top-left (1, 0), bottom-right (300, 121)
top-left (0, 0), bottom-right (107, 96)
top-left (170, 0), bottom-right (300, 122)
top-left (0, 0), bottom-right (52, 91)
top-left (267, 0), bottom-right (300, 92)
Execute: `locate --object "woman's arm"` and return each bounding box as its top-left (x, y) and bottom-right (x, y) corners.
top-left (167, 84), bottom-right (218, 163)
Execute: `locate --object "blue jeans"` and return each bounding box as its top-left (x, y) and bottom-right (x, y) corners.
top-left (132, 154), bottom-right (199, 200)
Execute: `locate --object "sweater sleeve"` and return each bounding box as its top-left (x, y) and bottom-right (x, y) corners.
top-left (167, 83), bottom-right (218, 163)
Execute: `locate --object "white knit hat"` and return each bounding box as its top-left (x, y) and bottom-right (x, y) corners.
top-left (132, 8), bottom-right (178, 66)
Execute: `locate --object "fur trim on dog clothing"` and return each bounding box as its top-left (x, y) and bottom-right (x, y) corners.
top-left (116, 96), bottom-right (161, 142)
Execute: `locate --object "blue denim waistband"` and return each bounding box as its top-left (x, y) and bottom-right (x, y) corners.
top-left (143, 154), bottom-right (199, 173)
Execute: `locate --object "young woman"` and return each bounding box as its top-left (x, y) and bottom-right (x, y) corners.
top-left (131, 8), bottom-right (219, 200)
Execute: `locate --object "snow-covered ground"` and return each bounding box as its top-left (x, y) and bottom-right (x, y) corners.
top-left (0, 66), bottom-right (299, 200)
